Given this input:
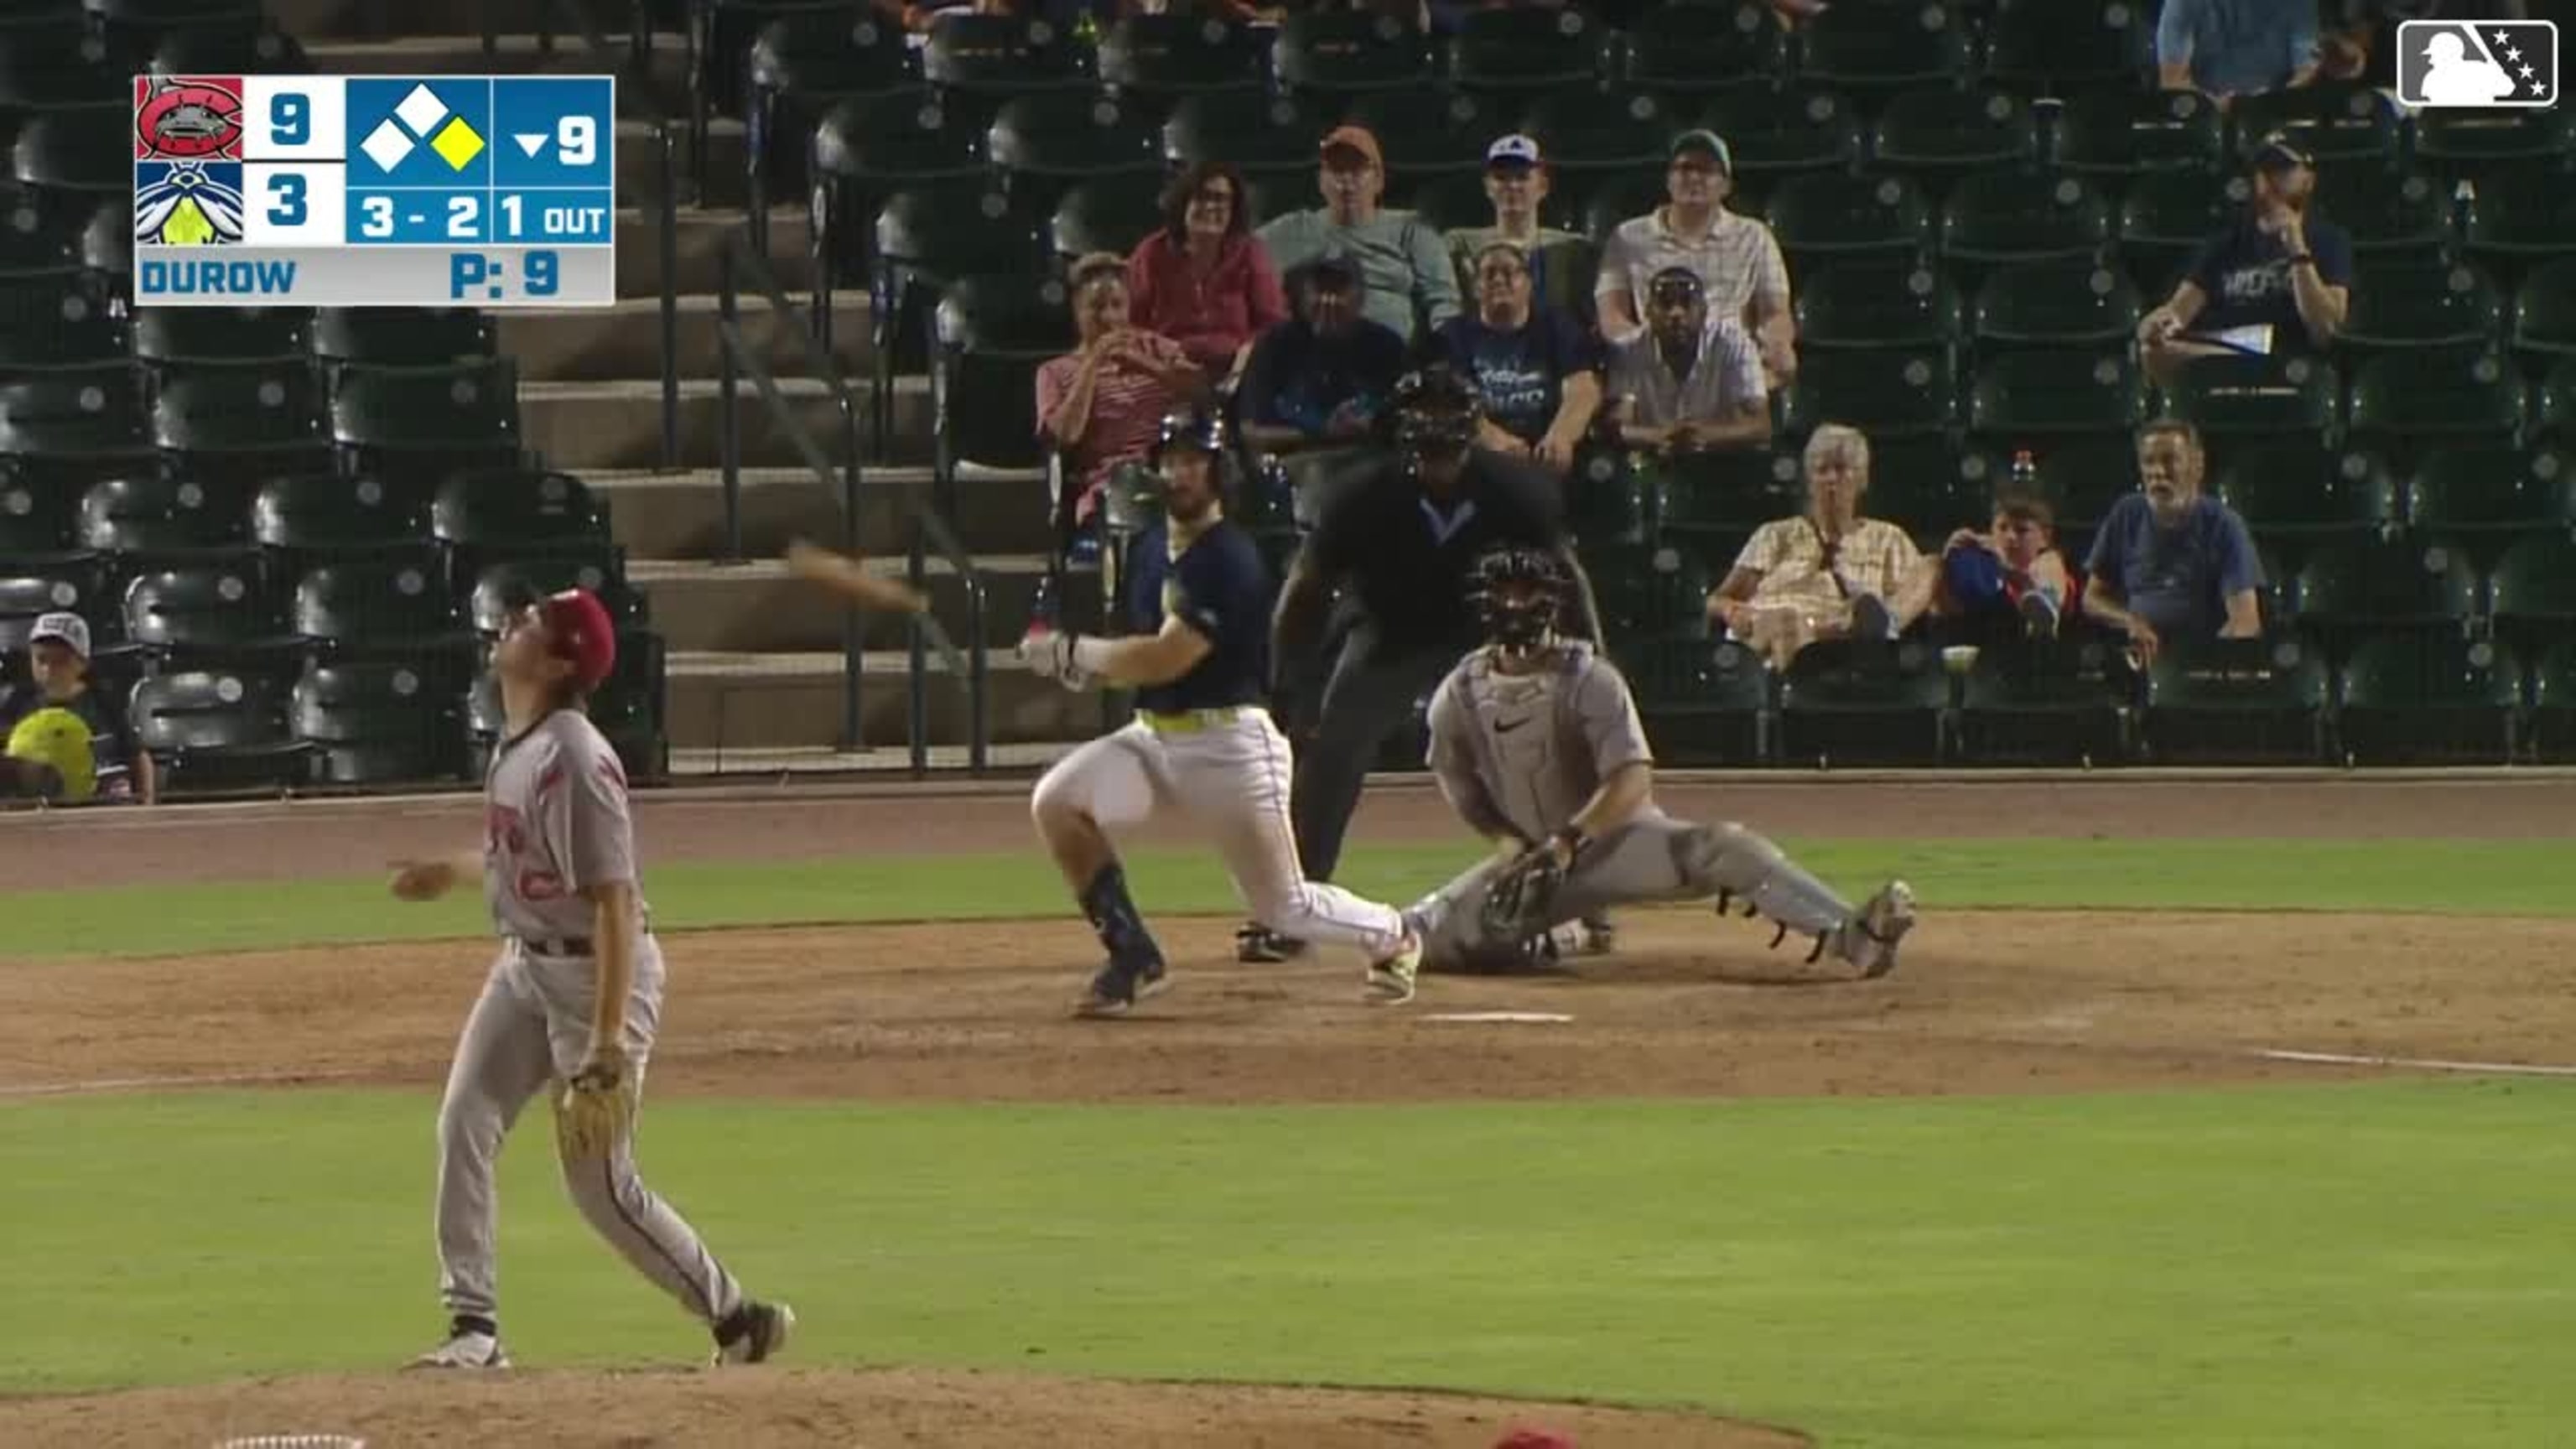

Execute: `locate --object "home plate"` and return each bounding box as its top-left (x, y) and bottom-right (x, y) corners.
top-left (1423, 1010), bottom-right (1574, 1024)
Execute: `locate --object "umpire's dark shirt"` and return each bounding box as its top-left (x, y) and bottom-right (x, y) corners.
top-left (1306, 449), bottom-right (1566, 655)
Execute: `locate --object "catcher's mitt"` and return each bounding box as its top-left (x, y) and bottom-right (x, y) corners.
top-left (554, 1042), bottom-right (637, 1162)
top-left (1479, 835), bottom-right (1577, 941)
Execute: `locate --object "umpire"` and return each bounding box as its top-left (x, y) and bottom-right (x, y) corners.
top-left (1242, 363), bottom-right (1599, 961)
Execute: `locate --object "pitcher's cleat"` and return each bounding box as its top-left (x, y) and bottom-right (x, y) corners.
top-left (1846, 880), bottom-right (1917, 979)
top-left (1363, 932), bottom-right (1424, 1005)
top-left (712, 1301), bottom-right (795, 1366)
top-left (410, 1322), bottom-right (509, 1370)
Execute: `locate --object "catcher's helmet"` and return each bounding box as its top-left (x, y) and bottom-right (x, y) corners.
top-left (1471, 544), bottom-right (1565, 651)
top-left (1389, 363), bottom-right (1482, 457)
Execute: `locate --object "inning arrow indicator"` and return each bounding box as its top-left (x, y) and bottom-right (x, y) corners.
top-left (515, 133), bottom-right (548, 157)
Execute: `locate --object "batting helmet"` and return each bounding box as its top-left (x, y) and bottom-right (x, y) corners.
top-left (7, 704), bottom-right (97, 802)
top-left (1470, 544), bottom-right (1565, 652)
top-left (1389, 363), bottom-right (1483, 459)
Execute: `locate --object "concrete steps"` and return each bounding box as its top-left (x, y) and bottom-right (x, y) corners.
top-left (521, 376), bottom-right (932, 472)
top-left (498, 293), bottom-right (869, 382)
top-left (665, 648), bottom-right (1098, 751)
top-left (626, 555), bottom-right (1069, 652)
top-left (590, 465), bottom-right (1055, 560)
top-left (614, 207), bottom-right (818, 300)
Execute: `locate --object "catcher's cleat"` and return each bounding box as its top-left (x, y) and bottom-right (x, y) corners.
top-left (1576, 911), bottom-right (1617, 956)
top-left (1075, 953), bottom-right (1168, 1017)
top-left (1844, 880), bottom-right (1917, 979)
top-left (1234, 922), bottom-right (1307, 963)
top-left (410, 1322), bottom-right (509, 1370)
top-left (712, 1301), bottom-right (795, 1366)
top-left (1363, 932), bottom-right (1423, 1005)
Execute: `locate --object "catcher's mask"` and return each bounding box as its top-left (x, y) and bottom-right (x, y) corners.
top-left (1390, 364), bottom-right (1481, 463)
top-left (1472, 544), bottom-right (1564, 653)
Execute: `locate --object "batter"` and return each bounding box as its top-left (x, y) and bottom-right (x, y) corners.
top-left (388, 587), bottom-right (793, 1369)
top-left (1410, 546), bottom-right (1919, 975)
top-left (1021, 405), bottom-right (1426, 1013)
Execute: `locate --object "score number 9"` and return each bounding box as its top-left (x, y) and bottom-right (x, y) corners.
top-left (270, 92), bottom-right (309, 146)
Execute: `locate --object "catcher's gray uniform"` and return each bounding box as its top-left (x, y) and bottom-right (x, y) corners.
top-left (1410, 641), bottom-right (1873, 970)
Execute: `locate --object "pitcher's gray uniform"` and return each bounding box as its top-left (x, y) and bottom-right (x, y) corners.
top-left (434, 710), bottom-right (747, 1334)
top-left (1409, 641), bottom-right (1913, 974)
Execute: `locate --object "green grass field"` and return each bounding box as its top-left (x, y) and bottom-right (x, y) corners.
top-left (7, 839), bottom-right (2574, 1446)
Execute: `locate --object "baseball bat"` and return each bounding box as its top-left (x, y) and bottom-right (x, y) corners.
top-left (781, 540), bottom-right (973, 683)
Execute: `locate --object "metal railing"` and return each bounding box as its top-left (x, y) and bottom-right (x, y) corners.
top-left (716, 232), bottom-right (992, 774)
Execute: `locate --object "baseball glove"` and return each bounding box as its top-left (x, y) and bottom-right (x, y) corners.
top-left (1479, 835), bottom-right (1576, 941)
top-left (554, 1042), bottom-right (636, 1163)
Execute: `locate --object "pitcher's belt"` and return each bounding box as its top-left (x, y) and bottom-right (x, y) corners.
top-left (515, 932), bottom-right (651, 958)
top-left (1140, 706), bottom-right (1252, 734)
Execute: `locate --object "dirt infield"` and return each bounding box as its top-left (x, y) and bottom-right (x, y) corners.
top-left (6, 776), bottom-right (2570, 1446)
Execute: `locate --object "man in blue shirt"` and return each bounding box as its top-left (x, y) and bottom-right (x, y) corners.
top-left (1238, 256), bottom-right (1410, 458)
top-left (2157, 0), bottom-right (2321, 99)
top-left (2138, 133), bottom-right (2353, 387)
top-left (2082, 419), bottom-right (2266, 662)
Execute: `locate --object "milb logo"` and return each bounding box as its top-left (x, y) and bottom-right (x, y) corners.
top-left (2396, 19), bottom-right (2558, 108)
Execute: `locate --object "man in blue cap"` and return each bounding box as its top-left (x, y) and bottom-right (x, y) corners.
top-left (2137, 132), bottom-right (2353, 387)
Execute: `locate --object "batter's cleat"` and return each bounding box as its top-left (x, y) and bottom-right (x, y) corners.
top-left (1234, 922), bottom-right (1308, 963)
top-left (1075, 953), bottom-right (1169, 1017)
top-left (410, 1322), bottom-right (509, 1370)
top-left (1844, 880), bottom-right (1917, 979)
top-left (1576, 911), bottom-right (1618, 956)
top-left (712, 1301), bottom-right (795, 1366)
top-left (1363, 932), bottom-right (1423, 1005)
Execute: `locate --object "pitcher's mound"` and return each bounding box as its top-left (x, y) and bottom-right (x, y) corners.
top-left (14, 1366), bottom-right (1809, 1447)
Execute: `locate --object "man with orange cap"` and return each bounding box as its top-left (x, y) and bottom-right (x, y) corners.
top-left (1256, 123), bottom-right (1462, 345)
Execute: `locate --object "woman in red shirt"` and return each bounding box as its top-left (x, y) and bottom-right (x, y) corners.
top-left (1124, 161), bottom-right (1288, 384)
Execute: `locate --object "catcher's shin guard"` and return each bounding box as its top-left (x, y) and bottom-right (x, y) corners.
top-left (1678, 822), bottom-right (1873, 966)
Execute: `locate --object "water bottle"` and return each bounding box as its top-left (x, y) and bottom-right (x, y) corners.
top-left (2008, 448), bottom-right (2038, 494)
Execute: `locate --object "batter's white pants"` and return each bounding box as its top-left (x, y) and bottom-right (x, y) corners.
top-left (1032, 709), bottom-right (1409, 958)
top-left (433, 937), bottom-right (746, 1328)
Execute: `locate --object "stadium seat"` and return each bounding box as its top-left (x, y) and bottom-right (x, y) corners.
top-left (432, 467), bottom-right (610, 582)
top-left (466, 557), bottom-right (645, 637)
top-left (2345, 351), bottom-right (2526, 461)
top-left (2406, 445), bottom-right (2576, 537)
top-left (1446, 6), bottom-right (1608, 97)
top-left (869, 179), bottom-right (1046, 387)
top-left (1047, 173), bottom-right (1168, 263)
top-left (2289, 533), bottom-right (2481, 643)
top-left (2045, 88), bottom-right (2225, 181)
top-left (2226, 85), bottom-right (2402, 167)
top-left (1698, 86), bottom-right (1864, 200)
top-left (1968, 351), bottom-right (2145, 436)
top-left (1590, 543), bottom-right (1711, 641)
top-left (292, 554), bottom-right (470, 662)
top-left (2485, 531), bottom-right (2576, 648)
top-left (1519, 88), bottom-right (1670, 196)
top-left (2414, 107), bottom-right (2572, 181)
top-left (250, 471), bottom-right (433, 560)
top-left (1763, 171), bottom-right (1931, 272)
top-left (2334, 632), bottom-right (2521, 766)
top-left (1657, 448), bottom-right (1800, 543)
top-left (2139, 635), bottom-right (2330, 764)
top-left (1869, 89), bottom-right (2040, 184)
top-left (0, 182), bottom-right (81, 276)
top-left (1348, 88), bottom-right (1509, 190)
top-left (1938, 170), bottom-right (2111, 281)
top-left (77, 473), bottom-right (252, 561)
top-left (144, 15), bottom-right (312, 75)
top-left (1622, 636), bottom-right (1773, 764)
top-left (1861, 441), bottom-right (1985, 542)
top-left (2161, 354), bottom-right (2340, 438)
top-left (2018, 433), bottom-right (2138, 534)
top-left (0, 270), bottom-right (124, 371)
top-left (131, 307), bottom-right (311, 367)
top-left (0, 468), bottom-right (81, 560)
top-left (698, 0), bottom-right (848, 136)
top-left (0, 366), bottom-right (150, 460)
top-left (811, 87), bottom-right (991, 274)
top-left (1274, 9), bottom-right (1431, 99)
top-left (2338, 260), bottom-right (2502, 358)
top-left (985, 89), bottom-right (1163, 209)
top-left (2544, 360), bottom-right (2576, 447)
top-left (920, 11), bottom-right (1092, 114)
top-left (2529, 638), bottom-right (2576, 762)
top-left (0, 18), bottom-right (123, 112)
top-left (2315, 165), bottom-right (2449, 262)
top-left (934, 275), bottom-right (1073, 513)
top-left (1161, 90), bottom-right (1329, 185)
top-left (127, 665), bottom-right (309, 794)
top-left (11, 110), bottom-right (128, 198)
top-left (328, 361), bottom-right (522, 484)
top-left (121, 563), bottom-right (298, 663)
top-left (2116, 167), bottom-right (2241, 294)
top-left (1778, 348), bottom-right (1958, 440)
top-left (1952, 636), bottom-right (2135, 767)
top-left (295, 658), bottom-right (465, 787)
top-left (741, 13), bottom-right (916, 210)
top-left (1971, 258), bottom-right (2140, 351)
top-left (1407, 170), bottom-right (1508, 236)
top-left (2212, 440), bottom-right (2396, 542)
top-left (150, 366), bottom-right (328, 465)
top-left (1096, 14), bottom-right (1268, 102)
top-left (1777, 639), bottom-right (1950, 767)
top-left (1800, 3), bottom-right (1973, 104)
top-left (1981, 0), bottom-right (2151, 92)
top-left (1619, 2), bottom-right (1781, 100)
top-left (0, 566), bottom-right (107, 657)
top-left (2510, 257), bottom-right (2576, 363)
top-left (2458, 166), bottom-right (2576, 291)
top-left (309, 309), bottom-right (496, 374)
top-left (1792, 261), bottom-right (1962, 353)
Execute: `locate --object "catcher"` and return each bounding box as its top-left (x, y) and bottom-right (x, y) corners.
top-left (387, 585), bottom-right (792, 1371)
top-left (1408, 546), bottom-right (1917, 976)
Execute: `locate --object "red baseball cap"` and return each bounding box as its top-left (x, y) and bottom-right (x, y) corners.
top-left (542, 588), bottom-right (617, 693)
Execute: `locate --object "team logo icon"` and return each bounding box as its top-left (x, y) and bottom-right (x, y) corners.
top-left (2396, 20), bottom-right (2557, 109)
top-left (134, 162), bottom-right (245, 246)
top-left (133, 75), bottom-right (244, 160)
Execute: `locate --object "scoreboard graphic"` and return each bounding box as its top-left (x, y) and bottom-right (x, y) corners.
top-left (132, 73), bottom-right (616, 308)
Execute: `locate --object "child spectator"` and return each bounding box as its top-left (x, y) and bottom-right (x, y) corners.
top-left (1939, 491), bottom-right (2076, 641)
top-left (0, 613), bottom-right (153, 806)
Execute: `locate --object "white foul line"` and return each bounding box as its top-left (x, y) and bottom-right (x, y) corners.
top-left (0, 1067), bottom-right (375, 1099)
top-left (2258, 1049), bottom-right (2576, 1079)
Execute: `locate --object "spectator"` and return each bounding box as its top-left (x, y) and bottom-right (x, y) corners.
top-left (2137, 133), bottom-right (2352, 387)
top-left (2321, 0), bottom-right (2527, 85)
top-left (1036, 252), bottom-right (1207, 534)
top-left (1256, 125), bottom-right (1462, 345)
top-left (1431, 242), bottom-right (1602, 474)
top-left (2155, 0), bottom-right (2320, 103)
top-left (1238, 254), bottom-right (1410, 456)
top-left (1937, 489), bottom-right (2076, 640)
top-left (0, 612), bottom-right (153, 806)
top-left (1703, 423), bottom-right (1932, 670)
top-left (1124, 161), bottom-right (1287, 384)
top-left (1606, 266), bottom-right (1770, 455)
top-left (1444, 136), bottom-right (1594, 323)
top-left (1595, 130), bottom-right (1794, 382)
top-left (2083, 419), bottom-right (2265, 662)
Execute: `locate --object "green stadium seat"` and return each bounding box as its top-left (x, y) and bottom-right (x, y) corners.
top-left (132, 307), bottom-right (309, 367)
top-left (812, 90), bottom-right (992, 332)
top-left (1793, 260), bottom-right (1962, 352)
top-left (1971, 258), bottom-right (2140, 351)
top-left (2529, 639), bottom-right (2576, 762)
top-left (2018, 433), bottom-right (2138, 532)
top-left (2407, 445), bottom-right (2576, 537)
top-left (121, 563), bottom-right (299, 663)
top-left (921, 12), bottom-right (1092, 112)
top-left (1446, 6), bottom-right (1608, 96)
top-left (1763, 171), bottom-right (1931, 273)
top-left (1591, 543), bottom-right (1713, 640)
top-left (328, 361), bottom-right (522, 486)
top-left (0, 270), bottom-right (124, 371)
top-left (2338, 259), bottom-right (2502, 358)
top-left (2415, 108), bottom-right (2572, 182)
top-left (699, 0), bottom-right (855, 132)
top-left (2460, 163), bottom-right (2576, 293)
top-left (1869, 89), bottom-right (2041, 184)
top-left (2116, 167), bottom-right (2241, 294)
top-left (1274, 9), bottom-right (1431, 99)
top-left (432, 467), bottom-right (609, 584)
top-left (1047, 173), bottom-right (1167, 263)
top-left (871, 180), bottom-right (1045, 382)
top-left (292, 553), bottom-right (470, 662)
top-left (2289, 533), bottom-right (2481, 645)
top-left (0, 565), bottom-right (108, 656)
top-left (295, 658), bottom-right (465, 787)
top-left (2046, 88), bottom-right (2224, 182)
top-left (127, 665), bottom-right (310, 795)
top-left (935, 273), bottom-right (1074, 486)
top-left (0, 183), bottom-right (80, 276)
top-left (2510, 257), bottom-right (2576, 364)
top-left (0, 467), bottom-right (81, 559)
top-left (1519, 88), bottom-right (1670, 194)
top-left (2485, 531), bottom-right (2576, 647)
top-left (1095, 14), bottom-right (1268, 101)
top-left (0, 16), bottom-right (123, 112)
top-left (1349, 88), bottom-right (1509, 190)
top-left (1621, 2), bottom-right (1781, 99)
top-left (1161, 90), bottom-right (1330, 185)
top-left (2346, 351), bottom-right (2526, 462)
top-left (1698, 87), bottom-right (1864, 198)
top-left (250, 472), bottom-right (430, 561)
top-left (150, 366), bottom-right (326, 464)
top-left (1656, 448), bottom-right (1800, 540)
top-left (77, 474), bottom-right (251, 561)
top-left (2161, 353), bottom-right (2339, 438)
top-left (2314, 164), bottom-right (2449, 262)
top-left (1939, 170), bottom-right (2111, 282)
top-left (2212, 440), bottom-right (2395, 542)
top-left (0, 366), bottom-right (148, 460)
top-left (1953, 636), bottom-right (2136, 767)
top-left (1800, 4), bottom-right (1974, 104)
top-left (1969, 351), bottom-right (2144, 437)
top-left (1778, 639), bottom-right (1950, 767)
top-left (1779, 348), bottom-right (1958, 440)
top-left (1566, 453), bottom-right (1654, 549)
top-left (1621, 636), bottom-right (1773, 764)
top-left (2226, 85), bottom-right (2402, 167)
top-left (1981, 0), bottom-right (2151, 94)
top-left (2140, 635), bottom-right (2331, 764)
top-left (309, 308), bottom-right (495, 374)
top-left (2544, 359), bottom-right (2576, 447)
top-left (985, 89), bottom-right (1163, 209)
top-left (11, 111), bottom-right (127, 198)
top-left (145, 14), bottom-right (312, 77)
top-left (2334, 632), bottom-right (2521, 766)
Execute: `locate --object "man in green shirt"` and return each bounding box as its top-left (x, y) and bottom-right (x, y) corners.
top-left (1444, 135), bottom-right (1596, 325)
top-left (1256, 125), bottom-right (1462, 346)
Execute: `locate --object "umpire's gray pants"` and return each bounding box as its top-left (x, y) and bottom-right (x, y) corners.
top-left (1291, 627), bottom-right (1469, 883)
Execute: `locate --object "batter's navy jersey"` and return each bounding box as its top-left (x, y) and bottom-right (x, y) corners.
top-left (1126, 518), bottom-right (1273, 713)
top-left (1306, 449), bottom-right (1566, 652)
